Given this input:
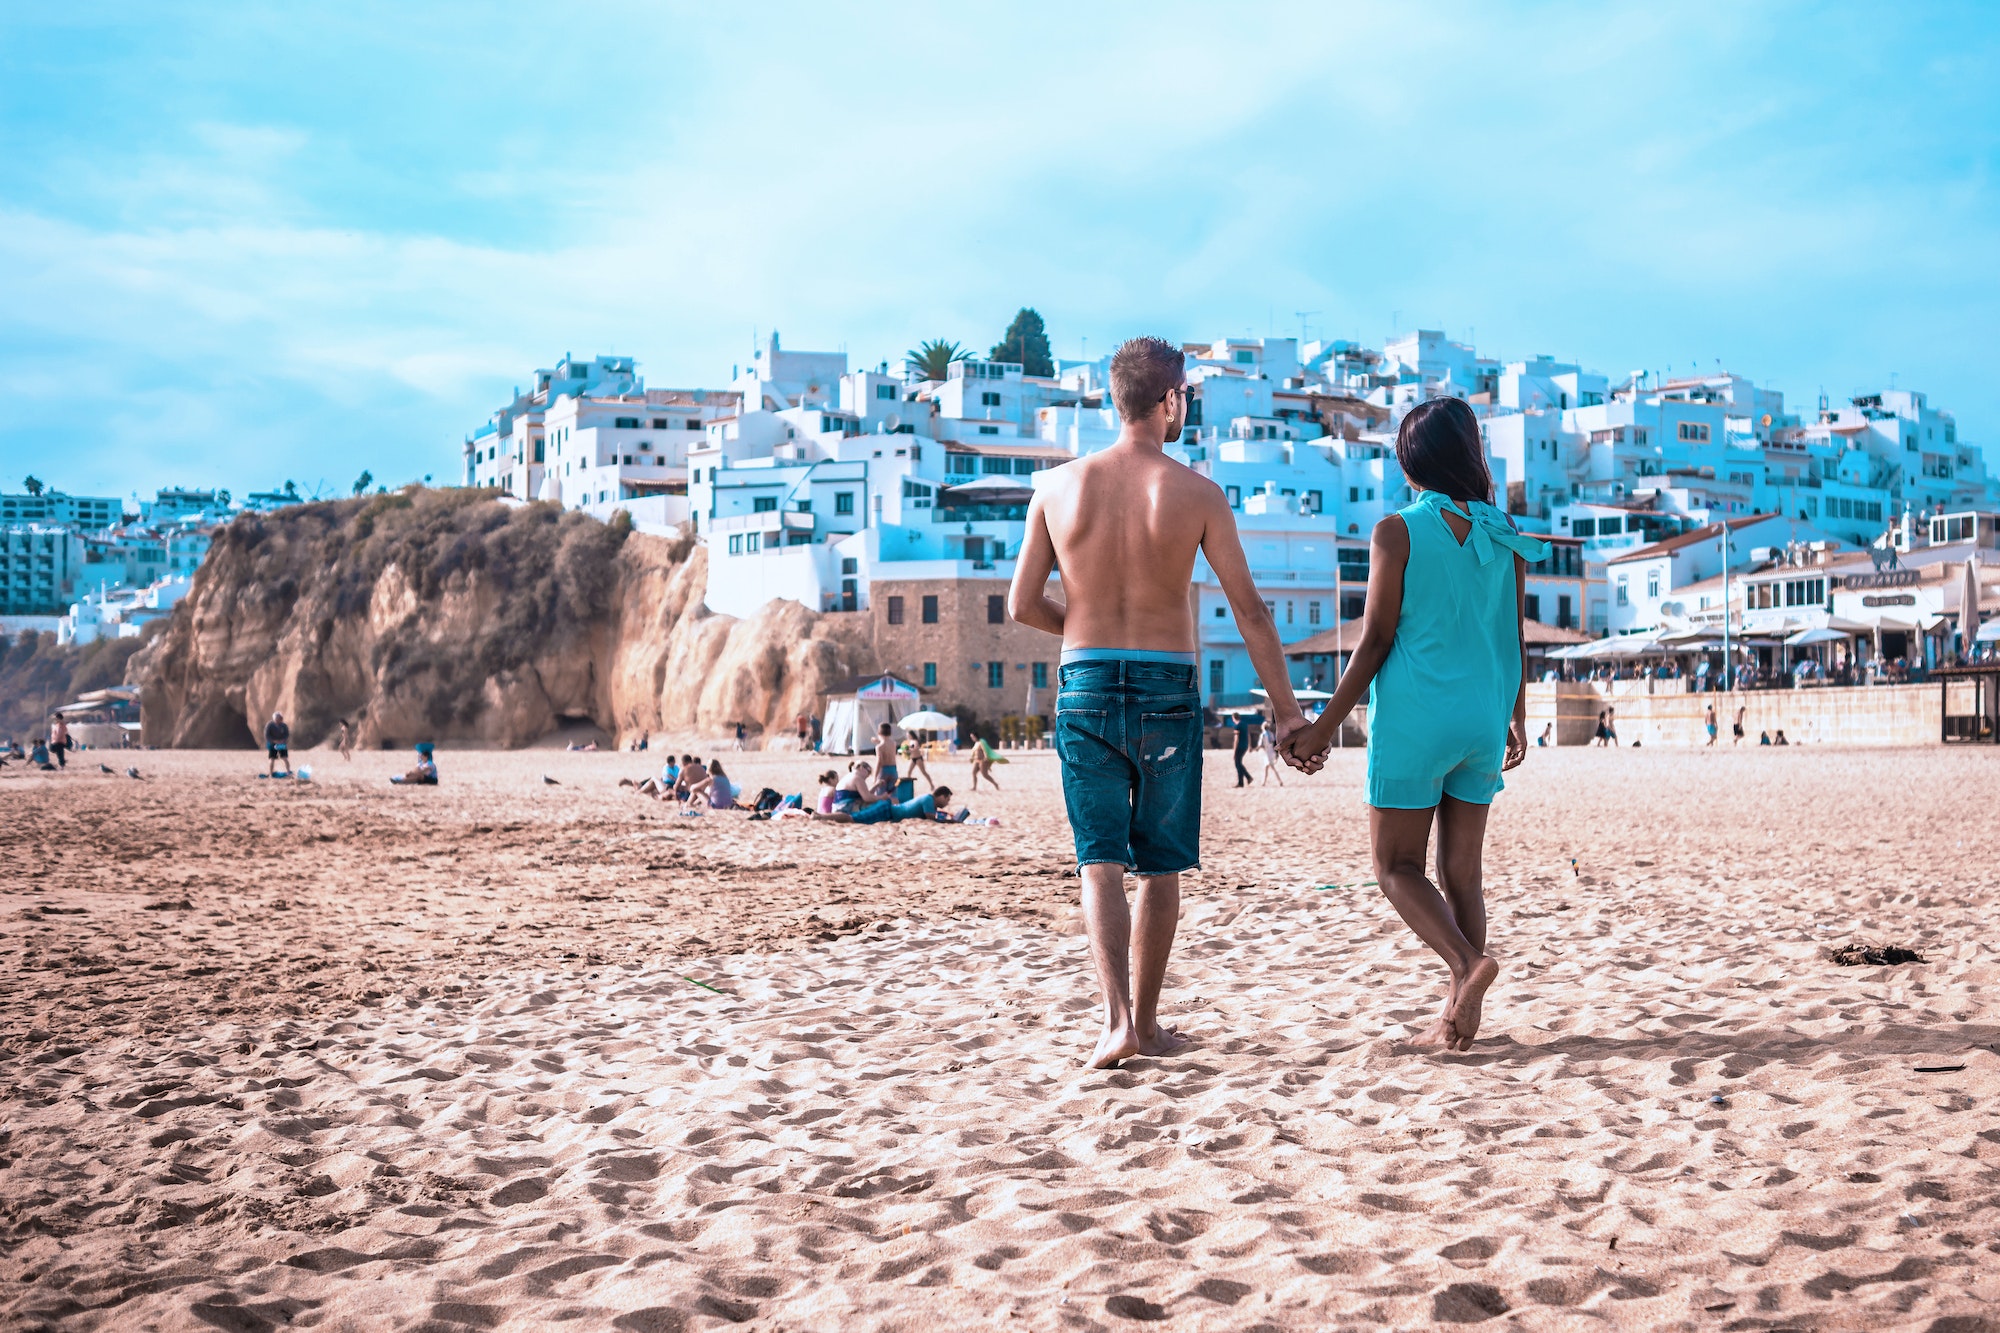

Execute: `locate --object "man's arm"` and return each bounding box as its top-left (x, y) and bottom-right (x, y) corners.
top-left (1200, 486), bottom-right (1304, 739)
top-left (1006, 489), bottom-right (1064, 636)
top-left (1283, 515), bottom-right (1409, 772)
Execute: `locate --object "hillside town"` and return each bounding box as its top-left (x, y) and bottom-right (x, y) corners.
top-left (7, 318), bottom-right (1996, 741)
top-left (455, 320), bottom-right (2000, 720)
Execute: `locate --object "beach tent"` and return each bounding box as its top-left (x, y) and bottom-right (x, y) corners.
top-left (1784, 626), bottom-right (1849, 647)
top-left (821, 674), bottom-right (923, 754)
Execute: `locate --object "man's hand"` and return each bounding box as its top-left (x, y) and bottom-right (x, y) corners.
top-left (1502, 718), bottom-right (1527, 771)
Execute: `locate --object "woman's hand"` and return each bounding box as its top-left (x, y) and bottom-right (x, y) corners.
top-left (1502, 719), bottom-right (1527, 771)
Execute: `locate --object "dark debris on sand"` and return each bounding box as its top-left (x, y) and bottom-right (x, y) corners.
top-left (1829, 943), bottom-right (1925, 966)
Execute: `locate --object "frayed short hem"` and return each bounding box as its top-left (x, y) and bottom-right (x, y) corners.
top-left (1074, 858), bottom-right (1201, 876)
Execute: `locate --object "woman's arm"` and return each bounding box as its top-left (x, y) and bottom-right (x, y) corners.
top-left (1505, 553), bottom-right (1529, 770)
top-left (1283, 515), bottom-right (1409, 772)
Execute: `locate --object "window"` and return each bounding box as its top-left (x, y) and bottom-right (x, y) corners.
top-left (1308, 601), bottom-right (1322, 626)
top-left (981, 391), bottom-right (1001, 407)
top-left (1214, 606), bottom-right (1226, 618)
top-left (1013, 459), bottom-right (1036, 475)
top-left (1306, 490), bottom-right (1322, 513)
top-left (1615, 575), bottom-right (1629, 606)
top-left (978, 425), bottom-right (1000, 436)
top-left (949, 453), bottom-right (976, 475)
top-left (1525, 594), bottom-right (1541, 622)
top-left (1646, 573), bottom-right (1659, 599)
top-left (1572, 518), bottom-right (1597, 537)
top-left (1263, 599), bottom-right (1275, 618)
top-left (841, 557), bottom-right (858, 575)
top-left (746, 532), bottom-right (760, 553)
top-left (614, 417), bottom-right (639, 429)
top-left (1676, 421), bottom-right (1711, 443)
top-left (988, 661), bottom-right (1005, 688)
top-left (1284, 600), bottom-right (1294, 625)
top-left (922, 662), bottom-right (937, 687)
top-left (886, 596), bottom-right (904, 625)
top-left (988, 594), bottom-right (1005, 624)
top-left (1226, 485), bottom-right (1240, 509)
top-left (835, 492), bottom-right (854, 515)
top-left (877, 383), bottom-right (897, 400)
top-left (1349, 486), bottom-right (1359, 502)
top-left (921, 595), bottom-right (939, 624)
top-left (1557, 594), bottom-right (1572, 628)
top-left (1233, 350), bottom-right (1254, 364)
top-left (1209, 659), bottom-right (1225, 695)
top-left (981, 456), bottom-right (1011, 475)
top-left (795, 499), bottom-right (812, 513)
top-left (1032, 662), bottom-right (1048, 688)
top-left (686, 418), bottom-right (701, 429)
top-left (752, 496), bottom-right (777, 513)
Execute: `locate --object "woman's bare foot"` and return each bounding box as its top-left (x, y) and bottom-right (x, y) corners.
top-left (1446, 956), bottom-right (1500, 1051)
top-left (1410, 1014), bottom-right (1457, 1046)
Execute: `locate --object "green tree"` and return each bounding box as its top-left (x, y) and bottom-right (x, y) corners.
top-left (23, 476), bottom-right (44, 496)
top-left (991, 308), bottom-right (1055, 377)
top-left (352, 470), bottom-right (373, 496)
top-left (283, 479), bottom-right (299, 499)
top-left (904, 339), bottom-right (967, 382)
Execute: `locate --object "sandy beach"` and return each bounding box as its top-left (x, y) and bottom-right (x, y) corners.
top-left (3, 744), bottom-right (1997, 1330)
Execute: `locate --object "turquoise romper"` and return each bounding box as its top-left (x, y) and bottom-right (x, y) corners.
top-left (1366, 492), bottom-right (1549, 809)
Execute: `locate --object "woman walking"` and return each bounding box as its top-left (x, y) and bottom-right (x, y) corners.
top-left (1258, 716), bottom-right (1286, 786)
top-left (1282, 397), bottom-right (1546, 1051)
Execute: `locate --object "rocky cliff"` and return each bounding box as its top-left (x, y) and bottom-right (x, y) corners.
top-left (134, 490), bottom-right (874, 749)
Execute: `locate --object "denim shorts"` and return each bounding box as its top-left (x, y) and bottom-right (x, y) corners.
top-left (1055, 660), bottom-right (1202, 874)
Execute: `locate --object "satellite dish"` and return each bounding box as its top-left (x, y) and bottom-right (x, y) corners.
top-left (884, 413), bottom-right (901, 433)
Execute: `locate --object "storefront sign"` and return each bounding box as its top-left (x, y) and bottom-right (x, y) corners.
top-left (1842, 569), bottom-right (1921, 590)
top-left (1862, 593), bottom-right (1917, 607)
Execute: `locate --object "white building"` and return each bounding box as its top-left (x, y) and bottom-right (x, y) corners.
top-left (58, 575), bottom-right (193, 645)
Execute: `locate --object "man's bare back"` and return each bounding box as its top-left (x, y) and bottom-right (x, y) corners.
top-left (1023, 448), bottom-right (1214, 652)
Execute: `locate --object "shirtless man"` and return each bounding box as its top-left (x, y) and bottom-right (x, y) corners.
top-left (1009, 335), bottom-right (1305, 1068)
top-left (872, 723), bottom-right (900, 798)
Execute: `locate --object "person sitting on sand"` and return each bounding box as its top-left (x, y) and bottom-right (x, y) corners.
top-left (819, 785), bottom-right (958, 824)
top-left (30, 737), bottom-right (55, 771)
top-left (390, 742), bottom-right (438, 785)
top-left (1773, 729), bottom-right (1790, 746)
top-left (635, 755), bottom-right (680, 798)
top-left (1281, 396), bottom-right (1547, 1053)
top-left (264, 711), bottom-right (291, 777)
top-left (833, 760), bottom-right (874, 811)
top-left (1536, 722), bottom-right (1552, 747)
top-left (815, 769), bottom-right (843, 814)
top-left (674, 755), bottom-right (708, 802)
top-left (683, 759), bottom-right (737, 810)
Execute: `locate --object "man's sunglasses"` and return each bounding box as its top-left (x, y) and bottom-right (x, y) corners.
top-left (1158, 384), bottom-right (1192, 406)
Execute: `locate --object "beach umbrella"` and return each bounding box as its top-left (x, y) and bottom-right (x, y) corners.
top-left (897, 709), bottom-right (958, 732)
top-left (1961, 559), bottom-right (1983, 656)
top-left (1253, 687), bottom-right (1335, 701)
top-left (1784, 626), bottom-right (1848, 647)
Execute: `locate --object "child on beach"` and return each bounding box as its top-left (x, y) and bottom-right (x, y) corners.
top-left (1282, 396), bottom-right (1547, 1051)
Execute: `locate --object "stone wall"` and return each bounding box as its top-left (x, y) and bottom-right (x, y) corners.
top-left (866, 577), bottom-right (1061, 725)
top-left (1525, 681), bottom-right (1943, 747)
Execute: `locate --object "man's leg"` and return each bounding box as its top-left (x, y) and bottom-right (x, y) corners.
top-left (1081, 864), bottom-right (1184, 1068)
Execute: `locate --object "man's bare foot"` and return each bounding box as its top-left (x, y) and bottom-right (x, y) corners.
top-left (1135, 1024), bottom-right (1187, 1058)
top-left (1447, 956), bottom-right (1500, 1051)
top-left (1089, 1024), bottom-right (1186, 1068)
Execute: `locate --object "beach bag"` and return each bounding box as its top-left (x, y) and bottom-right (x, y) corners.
top-left (895, 778), bottom-right (915, 802)
top-left (752, 787), bottom-right (783, 812)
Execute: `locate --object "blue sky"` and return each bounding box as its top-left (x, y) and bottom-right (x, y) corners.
top-left (3, 2), bottom-right (1997, 501)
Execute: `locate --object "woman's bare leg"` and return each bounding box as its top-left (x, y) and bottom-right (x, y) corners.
top-left (1434, 796), bottom-right (1499, 1050)
top-left (1370, 805), bottom-right (1496, 1049)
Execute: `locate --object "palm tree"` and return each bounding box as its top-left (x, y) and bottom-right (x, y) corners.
top-left (904, 339), bottom-right (967, 382)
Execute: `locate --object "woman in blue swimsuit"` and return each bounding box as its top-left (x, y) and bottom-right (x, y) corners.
top-left (1284, 397), bottom-right (1546, 1050)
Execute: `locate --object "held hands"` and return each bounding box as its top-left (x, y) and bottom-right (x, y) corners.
top-left (1277, 712), bottom-right (1336, 774)
top-left (1501, 718), bottom-right (1527, 772)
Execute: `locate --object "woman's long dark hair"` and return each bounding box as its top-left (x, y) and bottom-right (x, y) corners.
top-left (1395, 396), bottom-right (1493, 504)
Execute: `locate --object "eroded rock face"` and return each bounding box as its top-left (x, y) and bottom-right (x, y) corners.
top-left (134, 492), bottom-right (871, 749)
